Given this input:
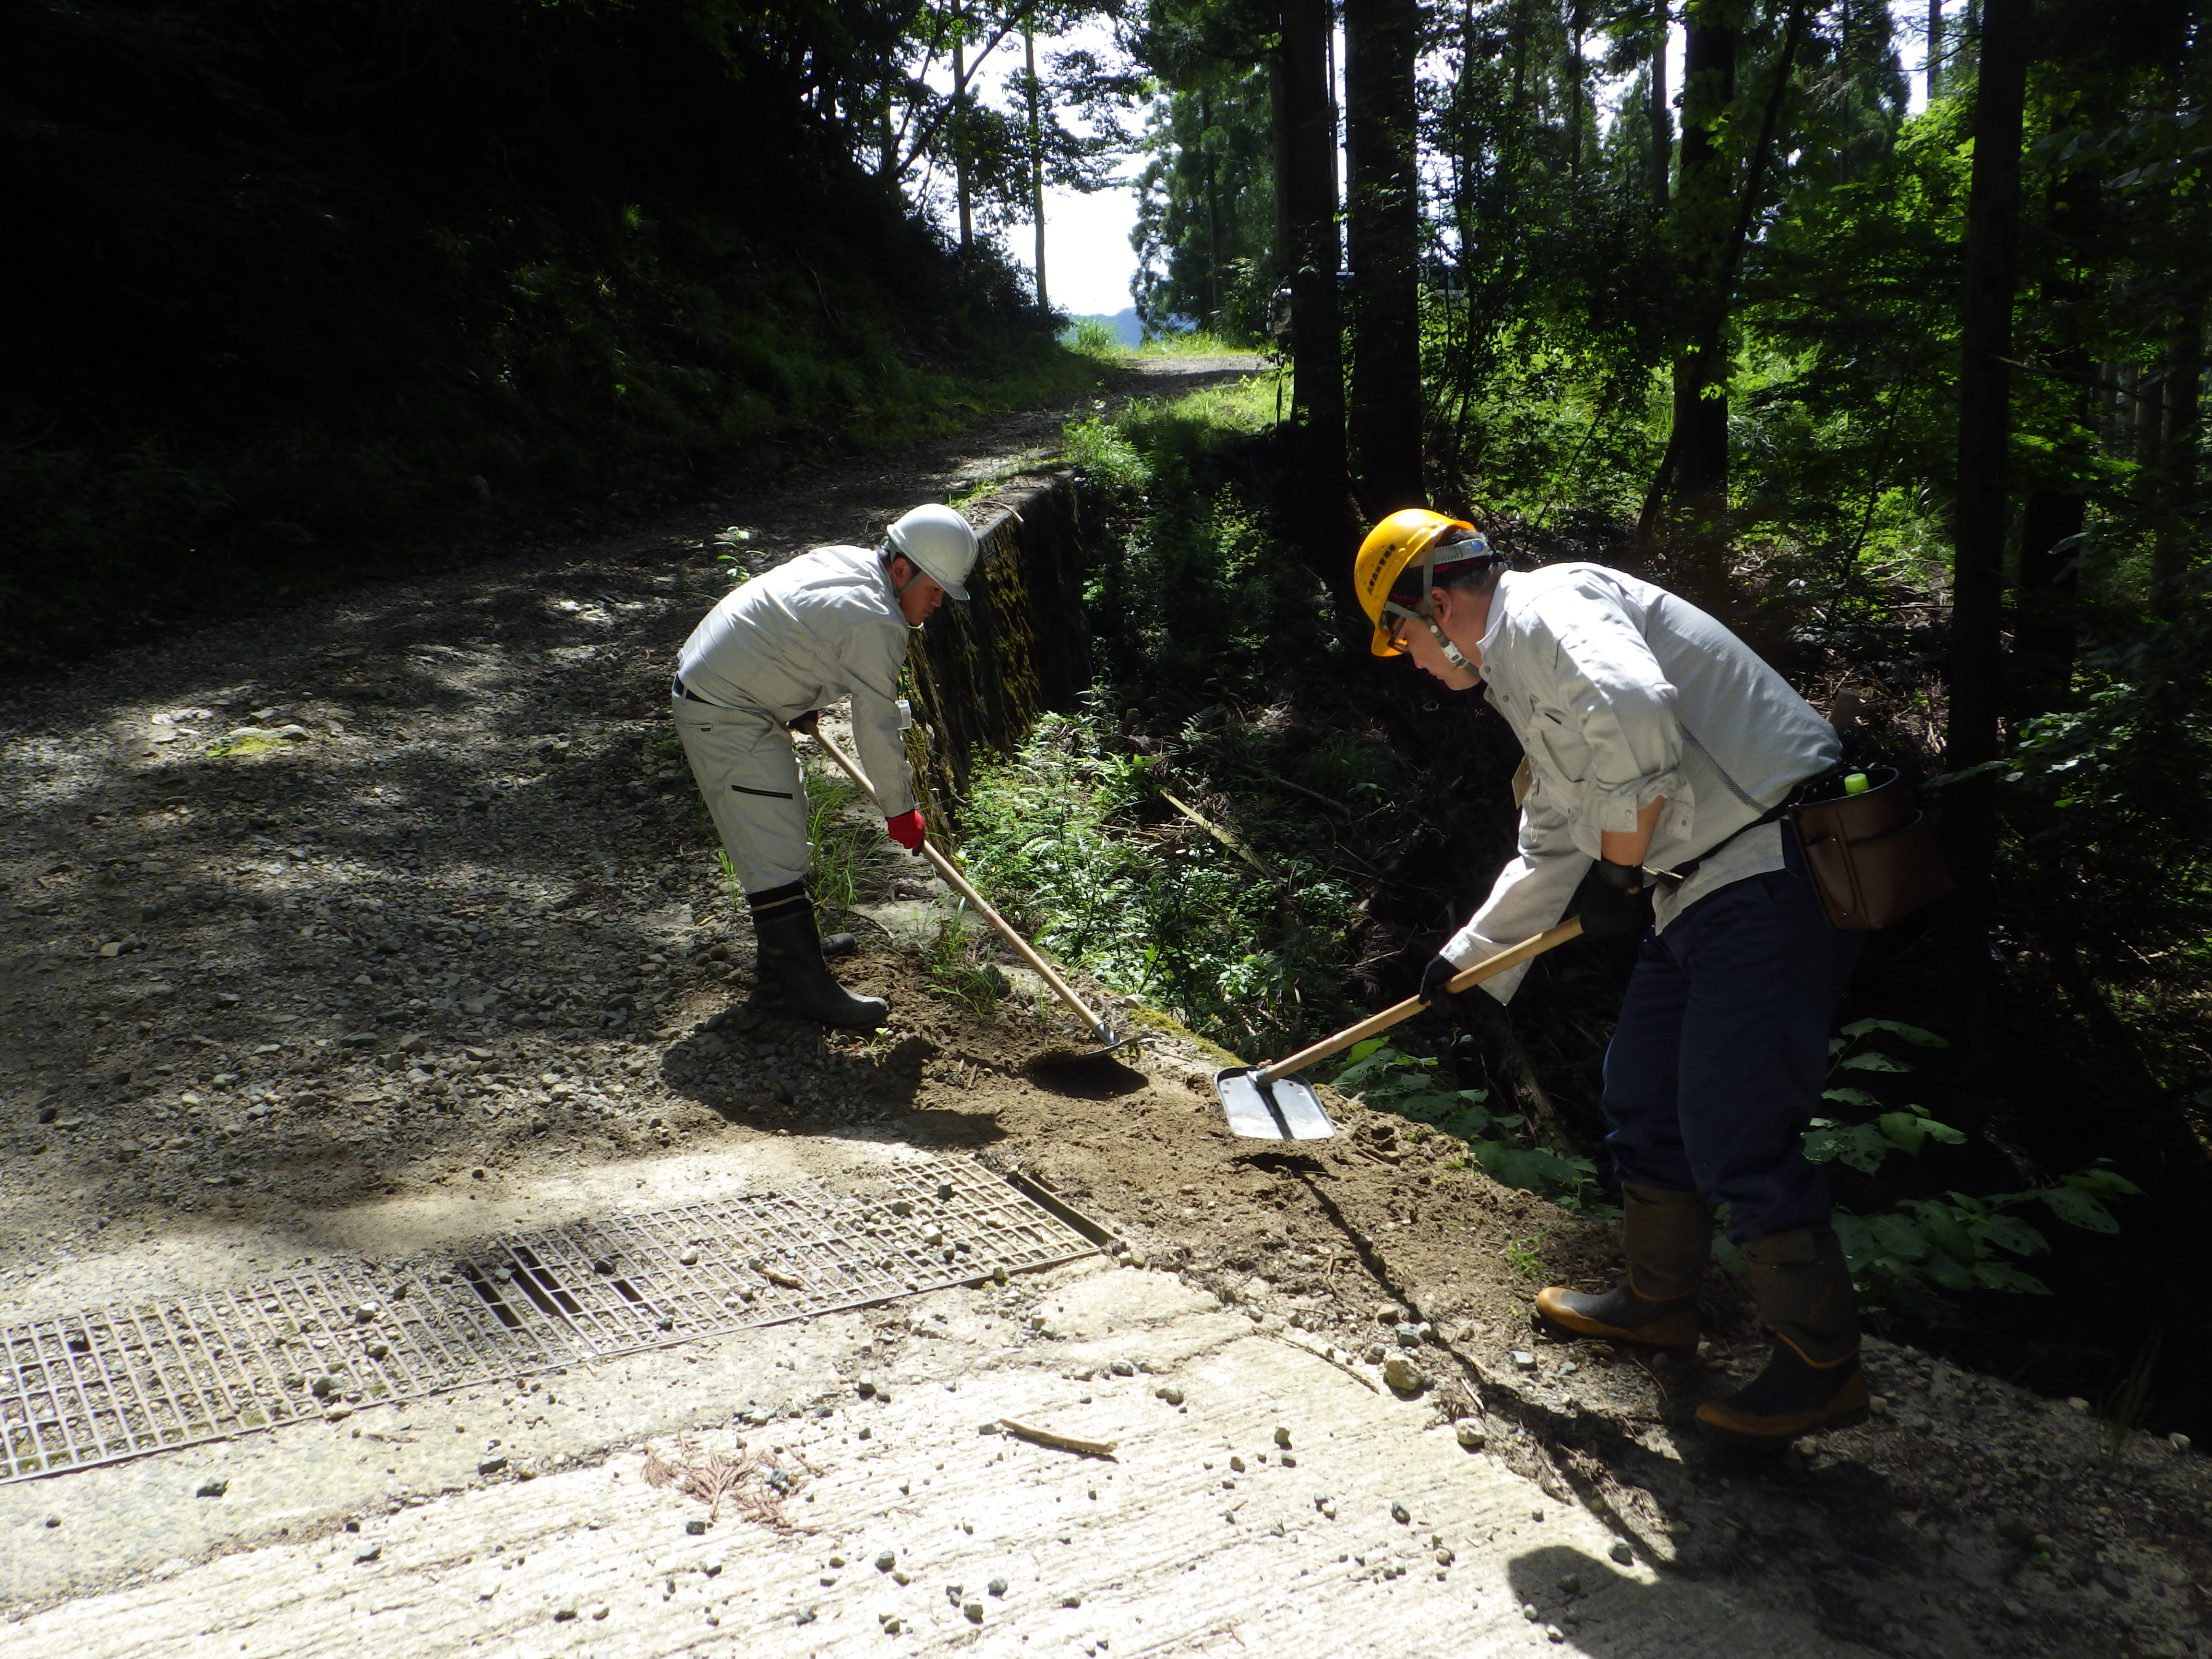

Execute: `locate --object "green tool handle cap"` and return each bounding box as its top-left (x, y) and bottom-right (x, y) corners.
top-left (1843, 771), bottom-right (1871, 795)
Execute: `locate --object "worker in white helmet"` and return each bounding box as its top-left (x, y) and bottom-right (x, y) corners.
top-left (671, 505), bottom-right (979, 1028)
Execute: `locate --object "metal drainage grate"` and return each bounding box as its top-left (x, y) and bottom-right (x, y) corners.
top-left (0, 1154), bottom-right (1103, 1482)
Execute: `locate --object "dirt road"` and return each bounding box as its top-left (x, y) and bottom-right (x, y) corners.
top-left (2, 359), bottom-right (2206, 1657)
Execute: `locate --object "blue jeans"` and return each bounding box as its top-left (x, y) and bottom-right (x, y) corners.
top-left (1600, 827), bottom-right (1865, 1245)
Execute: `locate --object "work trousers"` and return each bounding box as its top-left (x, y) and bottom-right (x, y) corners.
top-left (671, 697), bottom-right (811, 895)
top-left (1600, 826), bottom-right (1864, 1245)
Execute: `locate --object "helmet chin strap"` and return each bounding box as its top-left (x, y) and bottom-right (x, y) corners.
top-left (1385, 601), bottom-right (1474, 674)
top-left (1420, 613), bottom-right (1476, 674)
top-left (1389, 531), bottom-right (1493, 674)
top-left (884, 544), bottom-right (924, 597)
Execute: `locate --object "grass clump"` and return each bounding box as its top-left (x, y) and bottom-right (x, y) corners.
top-left (1062, 318), bottom-right (1128, 360)
top-left (799, 765), bottom-right (882, 917)
top-left (1133, 328), bottom-right (1256, 358)
top-left (921, 903), bottom-right (1010, 1016)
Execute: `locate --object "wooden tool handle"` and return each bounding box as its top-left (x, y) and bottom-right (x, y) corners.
top-left (808, 729), bottom-right (1107, 1035)
top-left (1256, 918), bottom-right (1586, 1084)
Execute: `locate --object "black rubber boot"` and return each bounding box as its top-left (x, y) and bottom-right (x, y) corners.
top-left (748, 882), bottom-right (886, 1031)
top-left (1535, 1184), bottom-right (1709, 1352)
top-left (1696, 1225), bottom-right (1869, 1444)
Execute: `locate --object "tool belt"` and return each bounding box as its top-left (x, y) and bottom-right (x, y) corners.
top-left (1650, 763), bottom-right (1951, 930)
top-left (1785, 763), bottom-right (1954, 930)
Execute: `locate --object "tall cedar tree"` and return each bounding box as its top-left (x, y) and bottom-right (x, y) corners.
top-left (1344, 0), bottom-right (1429, 513)
top-left (1279, 0), bottom-right (1355, 590)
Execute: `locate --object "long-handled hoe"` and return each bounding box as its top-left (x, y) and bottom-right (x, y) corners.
top-left (801, 724), bottom-right (1140, 1063)
top-left (1211, 919), bottom-right (1585, 1140)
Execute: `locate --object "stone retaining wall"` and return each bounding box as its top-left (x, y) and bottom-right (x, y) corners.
top-left (900, 470), bottom-right (1092, 832)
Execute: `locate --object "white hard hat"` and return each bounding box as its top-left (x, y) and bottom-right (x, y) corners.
top-left (886, 504), bottom-right (977, 602)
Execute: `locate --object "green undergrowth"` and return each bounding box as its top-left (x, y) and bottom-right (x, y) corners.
top-left (961, 703), bottom-right (1360, 1053)
top-left (1131, 328), bottom-right (1256, 358)
top-left (1063, 318), bottom-right (1129, 361)
top-left (922, 903), bottom-right (1011, 1017)
top-left (1797, 1018), bottom-right (2143, 1321)
top-left (959, 377), bottom-right (1358, 1052)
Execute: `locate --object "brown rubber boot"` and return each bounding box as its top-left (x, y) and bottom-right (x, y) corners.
top-left (749, 882), bottom-right (887, 1031)
top-left (1696, 1225), bottom-right (1869, 1444)
top-left (1535, 1184), bottom-right (1710, 1353)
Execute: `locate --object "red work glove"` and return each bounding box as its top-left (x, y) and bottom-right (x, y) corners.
top-left (885, 809), bottom-right (926, 853)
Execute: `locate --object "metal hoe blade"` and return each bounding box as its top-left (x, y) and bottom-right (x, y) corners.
top-left (1212, 1066), bottom-right (1336, 1141)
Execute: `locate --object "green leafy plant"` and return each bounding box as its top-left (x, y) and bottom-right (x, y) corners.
top-left (1804, 1017), bottom-right (1966, 1173)
top-left (920, 902), bottom-right (1006, 1016)
top-left (1502, 1236), bottom-right (1549, 1282)
top-left (1807, 1019), bottom-right (2144, 1314)
top-left (1330, 1039), bottom-right (1603, 1212)
top-left (799, 766), bottom-right (878, 915)
top-left (961, 701), bottom-right (1357, 1054)
top-left (711, 526), bottom-right (756, 582)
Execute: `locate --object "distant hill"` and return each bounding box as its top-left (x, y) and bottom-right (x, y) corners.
top-left (1067, 307), bottom-right (1142, 346)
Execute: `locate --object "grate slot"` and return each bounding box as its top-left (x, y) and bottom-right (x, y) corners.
top-left (458, 1264), bottom-right (527, 1330)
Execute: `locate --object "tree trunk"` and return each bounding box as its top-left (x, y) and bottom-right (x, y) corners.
top-left (2012, 159), bottom-right (2099, 716)
top-left (1202, 87), bottom-right (1223, 328)
top-left (2135, 351), bottom-right (2165, 476)
top-left (953, 28), bottom-right (973, 251)
top-left (1836, 0), bottom-right (1851, 183)
top-left (1026, 25), bottom-right (1046, 309)
top-left (1944, 0), bottom-right (2031, 1104)
top-left (1667, 2), bottom-right (1737, 515)
top-left (1926, 0), bottom-right (1942, 103)
top-left (1344, 0), bottom-right (1427, 516)
top-left (1564, 2), bottom-right (1588, 175)
top-left (2152, 305), bottom-right (2204, 613)
top-left (1641, 0), bottom-right (1807, 573)
top-left (1649, 0), bottom-right (1672, 212)
top-left (1278, 0), bottom-right (1352, 582)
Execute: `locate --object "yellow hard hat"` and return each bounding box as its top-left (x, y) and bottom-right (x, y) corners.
top-left (1353, 508), bottom-right (1486, 658)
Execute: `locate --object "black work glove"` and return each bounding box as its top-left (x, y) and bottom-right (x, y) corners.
top-left (1419, 953), bottom-right (1466, 1013)
top-left (1575, 860), bottom-right (1653, 938)
top-left (785, 709), bottom-right (822, 736)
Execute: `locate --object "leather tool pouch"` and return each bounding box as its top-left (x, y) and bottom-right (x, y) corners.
top-left (1788, 765), bottom-right (1955, 930)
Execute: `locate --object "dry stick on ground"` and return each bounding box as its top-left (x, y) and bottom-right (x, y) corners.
top-left (1242, 768), bottom-right (1354, 818)
top-left (1157, 790), bottom-right (1280, 879)
top-left (997, 1418), bottom-right (1119, 1460)
top-left (1268, 1329), bottom-right (1383, 1394)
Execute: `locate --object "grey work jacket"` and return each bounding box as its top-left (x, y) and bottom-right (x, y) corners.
top-left (674, 545), bottom-right (918, 817)
top-left (1441, 564), bottom-right (1839, 1000)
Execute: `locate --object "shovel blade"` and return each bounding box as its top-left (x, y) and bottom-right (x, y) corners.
top-left (1213, 1068), bottom-right (1336, 1141)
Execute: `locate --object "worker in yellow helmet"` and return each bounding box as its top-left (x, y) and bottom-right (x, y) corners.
top-left (1355, 508), bottom-right (1867, 1445)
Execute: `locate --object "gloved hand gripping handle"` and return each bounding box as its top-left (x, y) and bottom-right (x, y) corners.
top-left (1254, 919), bottom-right (1586, 1085)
